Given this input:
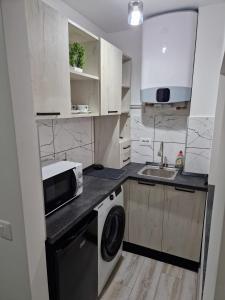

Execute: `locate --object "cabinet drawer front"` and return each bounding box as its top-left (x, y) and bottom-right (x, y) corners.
top-left (121, 157), bottom-right (131, 167)
top-left (122, 148), bottom-right (131, 160)
top-left (120, 139), bottom-right (131, 151)
top-left (120, 148), bottom-right (131, 167)
top-left (120, 140), bottom-right (131, 167)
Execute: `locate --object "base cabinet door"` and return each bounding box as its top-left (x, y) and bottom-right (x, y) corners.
top-left (123, 180), bottom-right (130, 242)
top-left (162, 186), bottom-right (206, 262)
top-left (128, 181), bottom-right (164, 251)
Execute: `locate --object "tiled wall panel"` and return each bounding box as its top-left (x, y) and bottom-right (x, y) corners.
top-left (130, 107), bottom-right (214, 174)
top-left (130, 108), bottom-right (187, 166)
top-left (185, 116), bottom-right (214, 174)
top-left (37, 118), bottom-right (94, 169)
top-left (37, 113), bottom-right (214, 174)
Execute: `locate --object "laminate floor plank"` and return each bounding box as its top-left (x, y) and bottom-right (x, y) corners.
top-left (100, 282), bottom-right (132, 300)
top-left (178, 270), bottom-right (197, 300)
top-left (129, 258), bottom-right (164, 300)
top-left (100, 252), bottom-right (197, 300)
top-left (112, 252), bottom-right (146, 288)
top-left (161, 262), bottom-right (184, 279)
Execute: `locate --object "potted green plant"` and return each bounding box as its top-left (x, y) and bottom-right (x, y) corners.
top-left (69, 42), bottom-right (85, 72)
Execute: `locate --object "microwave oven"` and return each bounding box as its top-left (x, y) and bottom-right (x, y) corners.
top-left (42, 161), bottom-right (83, 216)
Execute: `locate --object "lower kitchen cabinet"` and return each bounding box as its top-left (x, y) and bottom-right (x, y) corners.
top-left (128, 180), bottom-right (164, 252)
top-left (123, 181), bottom-right (130, 242)
top-left (124, 180), bottom-right (207, 262)
top-left (162, 186), bottom-right (206, 262)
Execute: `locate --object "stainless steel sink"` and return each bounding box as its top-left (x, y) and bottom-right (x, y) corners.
top-left (138, 165), bottom-right (178, 180)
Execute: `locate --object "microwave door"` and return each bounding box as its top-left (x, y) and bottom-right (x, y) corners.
top-left (44, 169), bottom-right (77, 216)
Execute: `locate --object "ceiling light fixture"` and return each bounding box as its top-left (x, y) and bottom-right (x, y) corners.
top-left (128, 0), bottom-right (143, 26)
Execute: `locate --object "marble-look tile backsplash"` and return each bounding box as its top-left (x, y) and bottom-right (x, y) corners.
top-left (37, 118), bottom-right (94, 169)
top-left (185, 116), bottom-right (214, 174)
top-left (131, 108), bottom-right (215, 174)
top-left (130, 108), bottom-right (187, 166)
top-left (36, 113), bottom-right (214, 174)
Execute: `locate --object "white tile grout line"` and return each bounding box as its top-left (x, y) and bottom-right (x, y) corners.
top-left (40, 142), bottom-right (94, 159)
top-left (51, 119), bottom-right (56, 160)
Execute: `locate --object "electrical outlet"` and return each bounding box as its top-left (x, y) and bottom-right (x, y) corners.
top-left (0, 220), bottom-right (13, 241)
top-left (139, 138), bottom-right (152, 146)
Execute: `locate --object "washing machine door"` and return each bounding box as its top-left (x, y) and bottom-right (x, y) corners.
top-left (101, 205), bottom-right (125, 262)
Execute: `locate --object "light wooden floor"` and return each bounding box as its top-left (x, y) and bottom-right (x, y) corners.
top-left (100, 252), bottom-right (197, 300)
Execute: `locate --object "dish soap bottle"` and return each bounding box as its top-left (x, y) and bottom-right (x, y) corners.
top-left (175, 150), bottom-right (184, 169)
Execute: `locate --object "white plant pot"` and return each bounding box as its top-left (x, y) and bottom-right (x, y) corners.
top-left (74, 67), bottom-right (83, 73)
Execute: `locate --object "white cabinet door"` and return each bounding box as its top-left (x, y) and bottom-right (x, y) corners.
top-left (100, 38), bottom-right (122, 115)
top-left (128, 180), bottom-right (164, 251)
top-left (26, 1), bottom-right (71, 116)
top-left (162, 186), bottom-right (206, 262)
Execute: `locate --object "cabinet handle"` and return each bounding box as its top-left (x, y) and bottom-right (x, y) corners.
top-left (123, 157), bottom-right (130, 163)
top-left (138, 180), bottom-right (156, 187)
top-left (36, 112), bottom-right (60, 116)
top-left (108, 110), bottom-right (118, 114)
top-left (123, 145), bottom-right (131, 150)
top-left (175, 187), bottom-right (195, 193)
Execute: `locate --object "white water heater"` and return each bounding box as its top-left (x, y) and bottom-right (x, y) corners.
top-left (141, 11), bottom-right (198, 104)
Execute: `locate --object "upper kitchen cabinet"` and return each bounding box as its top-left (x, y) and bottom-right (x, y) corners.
top-left (26, 1), bottom-right (71, 117)
top-left (69, 21), bottom-right (100, 117)
top-left (100, 39), bottom-right (122, 115)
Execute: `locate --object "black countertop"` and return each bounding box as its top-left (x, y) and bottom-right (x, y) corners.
top-left (46, 163), bottom-right (208, 244)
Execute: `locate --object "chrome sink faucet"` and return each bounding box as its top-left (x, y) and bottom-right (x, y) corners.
top-left (158, 141), bottom-right (164, 169)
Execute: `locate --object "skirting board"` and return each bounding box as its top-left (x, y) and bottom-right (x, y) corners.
top-left (123, 241), bottom-right (199, 272)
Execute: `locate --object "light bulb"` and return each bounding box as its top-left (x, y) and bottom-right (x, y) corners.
top-left (162, 46), bottom-right (167, 54)
top-left (128, 1), bottom-right (143, 26)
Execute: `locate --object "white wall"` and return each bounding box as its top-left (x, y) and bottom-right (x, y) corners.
top-left (201, 6), bottom-right (225, 297)
top-left (190, 4), bottom-right (225, 117)
top-left (210, 75), bottom-right (225, 184)
top-left (213, 79), bottom-right (225, 300)
top-left (203, 74), bottom-right (225, 300)
top-left (215, 210), bottom-right (225, 300)
top-left (43, 0), bottom-right (107, 39)
top-left (184, 4), bottom-right (225, 174)
top-left (0, 3), bottom-right (32, 299)
top-left (108, 27), bottom-right (142, 105)
top-left (1, 0), bottom-right (49, 299)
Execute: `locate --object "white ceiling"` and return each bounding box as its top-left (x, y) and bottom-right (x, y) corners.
top-left (63, 0), bottom-right (225, 33)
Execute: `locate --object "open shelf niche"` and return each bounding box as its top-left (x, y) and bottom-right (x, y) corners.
top-left (68, 21), bottom-right (100, 117)
top-left (121, 54), bottom-right (132, 113)
top-left (119, 113), bottom-right (130, 140)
